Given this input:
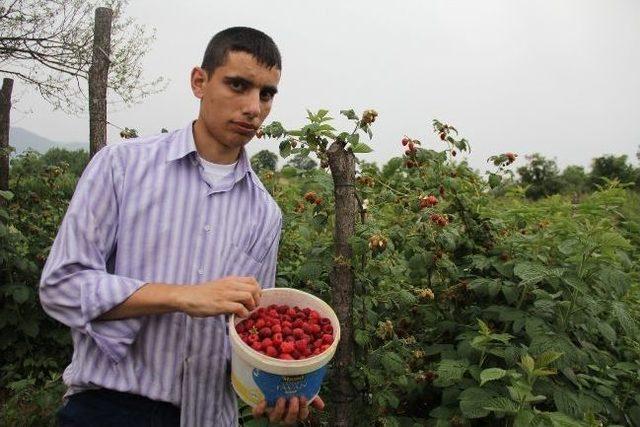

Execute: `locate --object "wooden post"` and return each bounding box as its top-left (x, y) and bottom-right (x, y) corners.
top-left (0, 78), bottom-right (14, 199)
top-left (89, 7), bottom-right (113, 158)
top-left (327, 141), bottom-right (357, 427)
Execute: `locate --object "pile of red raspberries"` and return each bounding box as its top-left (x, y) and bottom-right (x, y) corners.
top-left (235, 305), bottom-right (334, 360)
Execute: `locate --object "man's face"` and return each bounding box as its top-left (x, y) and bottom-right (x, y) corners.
top-left (191, 51), bottom-right (281, 150)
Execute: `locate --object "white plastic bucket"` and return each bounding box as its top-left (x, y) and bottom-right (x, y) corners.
top-left (229, 287), bottom-right (340, 407)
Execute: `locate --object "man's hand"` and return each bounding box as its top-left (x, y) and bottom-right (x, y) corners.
top-left (177, 276), bottom-right (262, 318)
top-left (252, 396), bottom-right (325, 426)
top-left (99, 277), bottom-right (261, 321)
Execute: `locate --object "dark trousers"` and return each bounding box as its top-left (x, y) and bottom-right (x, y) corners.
top-left (57, 389), bottom-right (180, 427)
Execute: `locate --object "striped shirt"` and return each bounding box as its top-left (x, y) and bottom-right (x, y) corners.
top-left (39, 122), bottom-right (282, 426)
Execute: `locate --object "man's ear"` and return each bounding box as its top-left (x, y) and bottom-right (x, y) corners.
top-left (190, 67), bottom-right (207, 99)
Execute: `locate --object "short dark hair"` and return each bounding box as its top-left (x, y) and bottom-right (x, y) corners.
top-left (201, 27), bottom-right (281, 76)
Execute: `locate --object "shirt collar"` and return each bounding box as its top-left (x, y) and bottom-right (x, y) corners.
top-left (166, 122), bottom-right (267, 194)
top-left (165, 122), bottom-right (198, 163)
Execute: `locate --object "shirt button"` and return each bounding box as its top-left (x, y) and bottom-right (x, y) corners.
top-left (204, 225), bottom-right (212, 232)
top-left (198, 268), bottom-right (204, 275)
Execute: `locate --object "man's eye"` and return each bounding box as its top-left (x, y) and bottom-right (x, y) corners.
top-left (230, 81), bottom-right (245, 91)
top-left (260, 92), bottom-right (274, 102)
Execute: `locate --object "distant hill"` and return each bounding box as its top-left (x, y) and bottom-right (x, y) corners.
top-left (9, 127), bottom-right (87, 154)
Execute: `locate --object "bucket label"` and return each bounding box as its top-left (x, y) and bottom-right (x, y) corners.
top-left (252, 366), bottom-right (327, 406)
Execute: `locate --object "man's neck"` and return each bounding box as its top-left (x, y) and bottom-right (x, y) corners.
top-left (192, 119), bottom-right (241, 165)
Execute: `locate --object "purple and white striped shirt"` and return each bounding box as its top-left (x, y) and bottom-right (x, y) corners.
top-left (39, 122), bottom-right (282, 426)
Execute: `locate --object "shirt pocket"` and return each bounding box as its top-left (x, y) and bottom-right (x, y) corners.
top-left (221, 243), bottom-right (262, 278)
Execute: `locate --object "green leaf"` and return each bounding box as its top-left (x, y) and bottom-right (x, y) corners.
top-left (480, 368), bottom-right (506, 386)
top-left (354, 329), bottom-right (370, 347)
top-left (459, 387), bottom-right (494, 418)
top-left (514, 262), bottom-right (548, 285)
top-left (612, 301), bottom-right (638, 335)
top-left (488, 173), bottom-right (502, 189)
top-left (433, 359), bottom-right (468, 387)
top-left (0, 190), bottom-right (14, 201)
top-left (263, 121), bottom-right (285, 138)
top-left (513, 410), bottom-right (536, 427)
top-left (545, 411), bottom-right (586, 427)
top-left (11, 285), bottom-right (30, 304)
top-left (351, 142), bottom-right (373, 154)
top-left (596, 322), bottom-right (617, 344)
top-left (520, 355), bottom-right (535, 373)
top-left (595, 385), bottom-right (613, 397)
top-left (380, 352), bottom-right (404, 374)
top-left (483, 397), bottom-right (519, 414)
top-left (385, 391), bottom-right (400, 409)
top-left (279, 140), bottom-right (291, 158)
top-left (532, 368), bottom-right (557, 377)
top-left (340, 109), bottom-right (358, 120)
top-left (536, 351), bottom-right (563, 368)
top-left (21, 318), bottom-right (39, 337)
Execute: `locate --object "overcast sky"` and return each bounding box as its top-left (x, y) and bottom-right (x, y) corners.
top-left (10, 0), bottom-right (640, 172)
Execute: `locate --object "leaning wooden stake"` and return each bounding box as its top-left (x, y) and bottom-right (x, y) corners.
top-left (0, 78), bottom-right (14, 201)
top-left (327, 140), bottom-right (357, 426)
top-left (89, 7), bottom-right (113, 158)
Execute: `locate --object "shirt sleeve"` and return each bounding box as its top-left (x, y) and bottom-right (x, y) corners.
top-left (255, 214), bottom-right (282, 290)
top-left (39, 145), bottom-right (147, 363)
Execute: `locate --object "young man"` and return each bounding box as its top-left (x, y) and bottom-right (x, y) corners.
top-left (40, 27), bottom-right (322, 426)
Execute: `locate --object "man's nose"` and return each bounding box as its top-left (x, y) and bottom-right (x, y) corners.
top-left (243, 91), bottom-right (261, 118)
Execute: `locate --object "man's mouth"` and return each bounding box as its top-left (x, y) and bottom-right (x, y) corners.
top-left (231, 121), bottom-right (257, 135)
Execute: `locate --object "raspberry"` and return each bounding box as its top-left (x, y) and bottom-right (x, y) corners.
top-left (295, 339), bottom-right (308, 353)
top-left (293, 328), bottom-right (304, 339)
top-left (280, 341), bottom-right (295, 354)
top-left (266, 346), bottom-right (278, 358)
top-left (259, 327), bottom-right (272, 338)
top-left (272, 333), bottom-right (283, 348)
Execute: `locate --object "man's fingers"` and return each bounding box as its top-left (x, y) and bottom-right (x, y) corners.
top-left (252, 400), bottom-right (267, 418)
top-left (310, 396), bottom-right (325, 410)
top-left (228, 291), bottom-right (257, 311)
top-left (269, 397), bottom-right (286, 423)
top-left (299, 396), bottom-right (310, 420)
top-left (228, 302), bottom-right (249, 318)
top-left (284, 396), bottom-right (299, 425)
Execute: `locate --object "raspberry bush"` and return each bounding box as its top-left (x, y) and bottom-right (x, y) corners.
top-left (259, 111), bottom-right (640, 426)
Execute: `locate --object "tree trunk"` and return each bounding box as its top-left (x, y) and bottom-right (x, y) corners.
top-left (0, 78), bottom-right (13, 202)
top-left (89, 7), bottom-right (113, 158)
top-left (327, 141), bottom-right (356, 426)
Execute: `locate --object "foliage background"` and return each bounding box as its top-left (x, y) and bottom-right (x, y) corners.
top-left (1, 119), bottom-right (639, 426)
